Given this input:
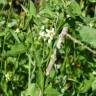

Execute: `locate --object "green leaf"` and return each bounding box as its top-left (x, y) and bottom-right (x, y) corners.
top-left (49, 69), bottom-right (56, 79)
top-left (5, 43), bottom-right (27, 56)
top-left (45, 85), bottom-right (61, 96)
top-left (0, 0), bottom-right (7, 5)
top-left (36, 68), bottom-right (44, 93)
top-left (21, 83), bottom-right (40, 96)
top-left (0, 32), bottom-right (6, 36)
top-left (28, 0), bottom-right (36, 19)
top-left (79, 79), bottom-right (92, 93)
top-left (40, 9), bottom-right (54, 18)
top-left (92, 80), bottom-right (96, 91)
top-left (67, 1), bottom-right (82, 17)
top-left (56, 13), bottom-right (65, 33)
top-left (88, 0), bottom-right (96, 3)
top-left (10, 31), bottom-right (20, 43)
top-left (79, 74), bottom-right (94, 93)
top-left (79, 26), bottom-right (96, 48)
top-left (40, 0), bottom-right (47, 9)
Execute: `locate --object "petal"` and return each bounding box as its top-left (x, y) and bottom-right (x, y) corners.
top-left (51, 28), bottom-right (54, 32)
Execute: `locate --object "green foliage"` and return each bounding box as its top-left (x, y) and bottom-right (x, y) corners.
top-left (44, 85), bottom-right (61, 96)
top-left (5, 43), bottom-right (27, 56)
top-left (29, 0), bottom-right (36, 19)
top-left (0, 0), bottom-right (7, 5)
top-left (79, 74), bottom-right (94, 93)
top-left (67, 0), bottom-right (82, 17)
top-left (88, 0), bottom-right (96, 3)
top-left (21, 83), bottom-right (40, 96)
top-left (0, 0), bottom-right (96, 96)
top-left (79, 26), bottom-right (96, 48)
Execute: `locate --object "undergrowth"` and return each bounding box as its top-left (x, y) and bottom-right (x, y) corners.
top-left (0, 0), bottom-right (96, 96)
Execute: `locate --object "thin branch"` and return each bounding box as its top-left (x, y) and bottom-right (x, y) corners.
top-left (66, 33), bottom-right (96, 54)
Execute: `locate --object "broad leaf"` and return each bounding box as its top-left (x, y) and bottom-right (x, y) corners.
top-left (5, 43), bottom-right (27, 56)
top-left (45, 85), bottom-right (61, 96)
top-left (0, 0), bottom-right (7, 5)
top-left (67, 1), bottom-right (82, 17)
top-left (28, 0), bottom-right (36, 20)
top-left (21, 83), bottom-right (40, 96)
top-left (92, 80), bottom-right (96, 91)
top-left (79, 79), bottom-right (92, 93)
top-left (79, 26), bottom-right (96, 48)
top-left (88, 0), bottom-right (96, 3)
top-left (79, 74), bottom-right (95, 93)
top-left (0, 32), bottom-right (6, 36)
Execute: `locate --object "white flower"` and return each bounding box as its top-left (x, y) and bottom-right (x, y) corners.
top-left (15, 28), bottom-right (20, 33)
top-left (41, 26), bottom-right (45, 30)
top-left (9, 2), bottom-right (12, 6)
top-left (93, 71), bottom-right (96, 75)
top-left (89, 23), bottom-right (93, 27)
top-left (46, 28), bottom-right (55, 38)
top-left (39, 31), bottom-right (47, 41)
top-left (5, 72), bottom-right (12, 81)
top-left (39, 31), bottom-right (45, 37)
top-left (66, 15), bottom-right (71, 18)
top-left (39, 26), bottom-right (45, 38)
top-left (39, 27), bottom-right (55, 44)
top-left (46, 28), bottom-right (55, 43)
top-left (48, 39), bottom-right (52, 44)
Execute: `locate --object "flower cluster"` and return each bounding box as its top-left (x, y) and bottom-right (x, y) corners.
top-left (39, 26), bottom-right (55, 44)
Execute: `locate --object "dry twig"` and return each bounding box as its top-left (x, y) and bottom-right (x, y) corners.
top-left (46, 27), bottom-right (68, 76)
